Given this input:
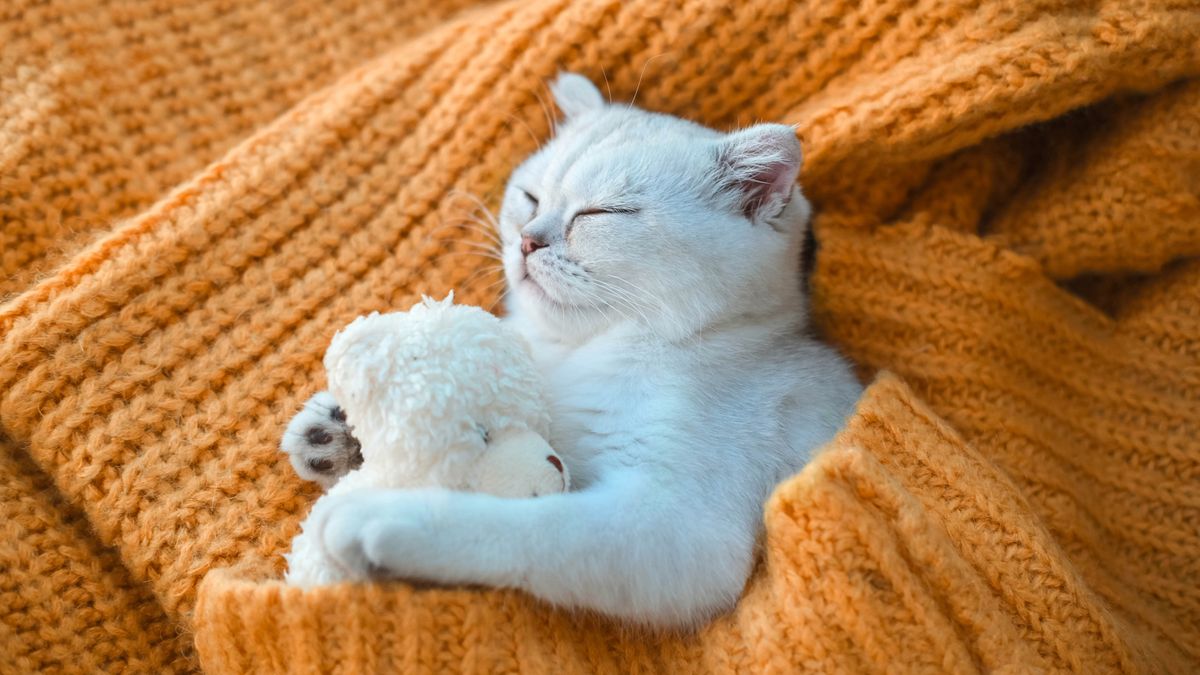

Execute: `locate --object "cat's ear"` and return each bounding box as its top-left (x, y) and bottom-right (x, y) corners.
top-left (714, 124), bottom-right (802, 225)
top-left (550, 72), bottom-right (605, 119)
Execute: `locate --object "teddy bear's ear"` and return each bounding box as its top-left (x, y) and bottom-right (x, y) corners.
top-left (416, 292), bottom-right (454, 310)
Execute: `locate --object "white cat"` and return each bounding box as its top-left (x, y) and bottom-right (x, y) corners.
top-left (281, 73), bottom-right (861, 628)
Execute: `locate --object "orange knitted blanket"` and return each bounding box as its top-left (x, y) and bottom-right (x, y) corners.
top-left (3, 1), bottom-right (1199, 673)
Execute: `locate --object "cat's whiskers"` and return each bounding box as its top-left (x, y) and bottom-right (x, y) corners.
top-left (460, 217), bottom-right (503, 245)
top-left (477, 275), bottom-right (511, 313)
top-left (600, 274), bottom-right (692, 339)
top-left (437, 238), bottom-right (503, 259)
top-left (532, 86), bottom-right (557, 139)
top-left (627, 53), bottom-right (669, 112)
top-left (599, 65), bottom-right (614, 104)
top-left (587, 277), bottom-right (655, 329)
top-left (460, 260), bottom-right (505, 290)
top-left (582, 289), bottom-right (617, 326)
top-left (430, 252), bottom-right (503, 275)
top-left (551, 270), bottom-right (617, 327)
top-left (498, 110), bottom-right (545, 152)
top-left (422, 219), bottom-right (501, 251)
top-left (446, 189), bottom-right (503, 232)
top-left (558, 258), bottom-right (653, 324)
top-left (459, 239), bottom-right (503, 257)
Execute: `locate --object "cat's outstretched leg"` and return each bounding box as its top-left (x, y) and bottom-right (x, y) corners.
top-left (281, 391), bottom-right (363, 488)
top-left (310, 473), bottom-right (755, 628)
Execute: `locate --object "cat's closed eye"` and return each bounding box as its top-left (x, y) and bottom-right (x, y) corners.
top-left (520, 189), bottom-right (539, 210)
top-left (575, 206), bottom-right (639, 218)
top-left (570, 207), bottom-right (639, 231)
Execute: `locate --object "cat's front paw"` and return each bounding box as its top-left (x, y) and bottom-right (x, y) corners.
top-left (314, 490), bottom-right (439, 580)
top-left (281, 391), bottom-right (363, 489)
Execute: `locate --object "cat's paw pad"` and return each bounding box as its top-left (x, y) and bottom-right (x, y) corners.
top-left (281, 391), bottom-right (363, 488)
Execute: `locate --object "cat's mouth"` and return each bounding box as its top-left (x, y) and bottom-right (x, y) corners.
top-left (521, 271), bottom-right (573, 310)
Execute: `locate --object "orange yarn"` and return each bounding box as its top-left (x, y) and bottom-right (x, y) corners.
top-left (2, 1), bottom-right (1199, 673)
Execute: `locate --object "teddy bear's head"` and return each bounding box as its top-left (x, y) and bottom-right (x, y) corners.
top-left (322, 295), bottom-right (551, 489)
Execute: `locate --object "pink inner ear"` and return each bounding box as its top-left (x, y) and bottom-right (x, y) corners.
top-left (720, 125), bottom-right (802, 222)
top-left (738, 159), bottom-right (795, 220)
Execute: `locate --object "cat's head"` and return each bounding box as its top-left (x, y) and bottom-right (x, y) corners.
top-left (499, 73), bottom-right (812, 341)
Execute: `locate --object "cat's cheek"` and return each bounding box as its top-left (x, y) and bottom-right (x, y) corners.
top-left (496, 211), bottom-right (524, 239)
top-left (566, 233), bottom-right (608, 268)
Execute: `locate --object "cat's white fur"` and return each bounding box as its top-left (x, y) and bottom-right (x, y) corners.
top-left (303, 73), bottom-right (862, 628)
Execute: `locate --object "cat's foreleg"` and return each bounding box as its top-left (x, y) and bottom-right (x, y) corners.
top-left (313, 472), bottom-right (753, 627)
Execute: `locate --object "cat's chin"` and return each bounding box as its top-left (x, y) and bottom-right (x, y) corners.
top-left (520, 275), bottom-right (574, 312)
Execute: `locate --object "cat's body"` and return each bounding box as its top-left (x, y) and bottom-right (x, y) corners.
top-left (281, 74), bottom-right (861, 628)
top-left (517, 316), bottom-right (855, 497)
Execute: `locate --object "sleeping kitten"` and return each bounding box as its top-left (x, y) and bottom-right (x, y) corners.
top-left (281, 73), bottom-right (861, 628)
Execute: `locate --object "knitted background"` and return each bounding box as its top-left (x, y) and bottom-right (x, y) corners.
top-left (1, 0), bottom-right (1198, 673)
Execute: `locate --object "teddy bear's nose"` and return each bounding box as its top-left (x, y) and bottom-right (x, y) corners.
top-left (546, 455), bottom-right (563, 473)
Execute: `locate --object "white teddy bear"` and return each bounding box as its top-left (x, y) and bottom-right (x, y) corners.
top-left (284, 295), bottom-right (569, 587)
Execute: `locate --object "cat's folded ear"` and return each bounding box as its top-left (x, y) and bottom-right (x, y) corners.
top-left (714, 124), bottom-right (803, 226)
top-left (550, 72), bottom-right (606, 120)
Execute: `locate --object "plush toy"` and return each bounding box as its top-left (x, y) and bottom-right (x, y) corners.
top-left (284, 295), bottom-right (569, 587)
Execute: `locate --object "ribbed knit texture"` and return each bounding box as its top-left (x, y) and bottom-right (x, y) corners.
top-left (1, 1), bottom-right (1198, 673)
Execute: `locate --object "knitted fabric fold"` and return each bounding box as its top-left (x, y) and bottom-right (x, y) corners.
top-left (1, 1), bottom-right (1198, 673)
top-left (188, 375), bottom-right (1129, 674)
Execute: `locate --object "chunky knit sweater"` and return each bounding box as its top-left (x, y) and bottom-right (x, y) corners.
top-left (2, 1), bottom-right (1199, 673)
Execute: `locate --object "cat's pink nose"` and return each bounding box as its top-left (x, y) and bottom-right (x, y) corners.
top-left (520, 235), bottom-right (547, 257)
